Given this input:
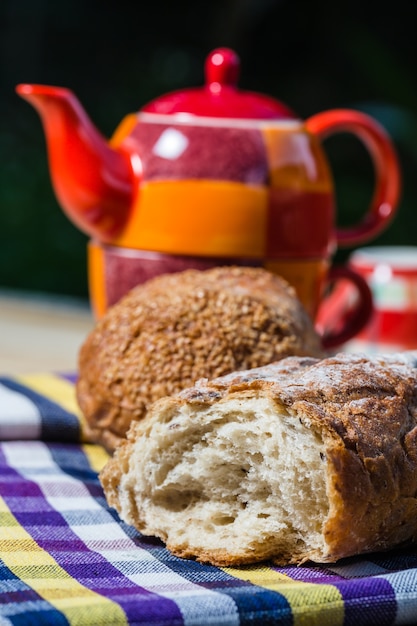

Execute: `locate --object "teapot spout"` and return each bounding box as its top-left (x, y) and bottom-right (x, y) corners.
top-left (16, 84), bottom-right (137, 242)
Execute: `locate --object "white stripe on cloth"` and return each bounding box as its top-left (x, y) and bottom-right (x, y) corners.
top-left (377, 569), bottom-right (417, 625)
top-left (0, 383), bottom-right (41, 440)
top-left (3, 441), bottom-right (240, 626)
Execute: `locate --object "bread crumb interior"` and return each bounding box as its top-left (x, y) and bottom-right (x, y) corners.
top-left (119, 396), bottom-right (329, 562)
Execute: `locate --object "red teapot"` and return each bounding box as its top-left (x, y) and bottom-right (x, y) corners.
top-left (17, 48), bottom-right (401, 347)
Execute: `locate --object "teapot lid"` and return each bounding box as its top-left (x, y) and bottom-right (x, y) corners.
top-left (141, 48), bottom-right (297, 120)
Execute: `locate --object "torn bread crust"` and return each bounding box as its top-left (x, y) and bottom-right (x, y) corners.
top-left (100, 352), bottom-right (417, 566)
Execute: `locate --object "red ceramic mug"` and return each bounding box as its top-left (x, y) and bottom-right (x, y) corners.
top-left (347, 247), bottom-right (417, 352)
top-left (316, 247), bottom-right (417, 352)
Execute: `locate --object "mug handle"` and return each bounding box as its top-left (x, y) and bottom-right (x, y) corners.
top-left (305, 109), bottom-right (401, 247)
top-left (316, 265), bottom-right (374, 349)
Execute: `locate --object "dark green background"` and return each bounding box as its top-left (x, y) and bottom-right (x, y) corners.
top-left (1, 0), bottom-right (416, 300)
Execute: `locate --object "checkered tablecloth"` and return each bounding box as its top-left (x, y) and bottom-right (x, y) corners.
top-left (1, 372), bottom-right (417, 625)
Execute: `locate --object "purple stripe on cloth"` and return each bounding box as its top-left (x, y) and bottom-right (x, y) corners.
top-left (336, 577), bottom-right (396, 625)
top-left (0, 444), bottom-right (184, 626)
top-left (56, 372), bottom-right (78, 384)
top-left (274, 565), bottom-right (345, 583)
top-left (273, 562), bottom-right (397, 625)
top-left (36, 443), bottom-right (291, 625)
top-left (133, 544), bottom-right (293, 625)
top-left (47, 445), bottom-right (289, 624)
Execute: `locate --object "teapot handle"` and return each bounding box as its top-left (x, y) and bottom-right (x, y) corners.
top-left (305, 109), bottom-right (401, 247)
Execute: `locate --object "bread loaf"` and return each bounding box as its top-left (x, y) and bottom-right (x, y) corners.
top-left (100, 351), bottom-right (417, 566)
top-left (77, 266), bottom-right (322, 452)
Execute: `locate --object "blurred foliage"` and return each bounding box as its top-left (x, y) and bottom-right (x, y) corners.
top-left (0, 0), bottom-right (416, 299)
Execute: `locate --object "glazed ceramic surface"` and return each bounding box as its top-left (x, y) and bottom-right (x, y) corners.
top-left (17, 48), bottom-right (401, 346)
top-left (349, 247), bottom-right (417, 351)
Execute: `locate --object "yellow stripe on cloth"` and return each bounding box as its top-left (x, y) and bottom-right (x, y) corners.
top-left (17, 373), bottom-right (90, 441)
top-left (223, 564), bottom-right (344, 626)
top-left (0, 496), bottom-right (127, 625)
top-left (82, 443), bottom-right (110, 473)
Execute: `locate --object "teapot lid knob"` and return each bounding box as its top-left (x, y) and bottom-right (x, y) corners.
top-left (141, 47), bottom-right (297, 120)
top-left (205, 48), bottom-right (240, 92)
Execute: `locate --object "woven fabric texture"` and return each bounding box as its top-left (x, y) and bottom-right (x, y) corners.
top-left (1, 373), bottom-right (417, 625)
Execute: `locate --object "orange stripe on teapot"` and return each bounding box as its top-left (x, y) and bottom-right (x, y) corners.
top-left (16, 48), bottom-right (401, 348)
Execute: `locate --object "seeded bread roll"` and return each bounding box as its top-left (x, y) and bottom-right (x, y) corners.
top-left (77, 266), bottom-right (322, 452)
top-left (100, 351), bottom-right (417, 566)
